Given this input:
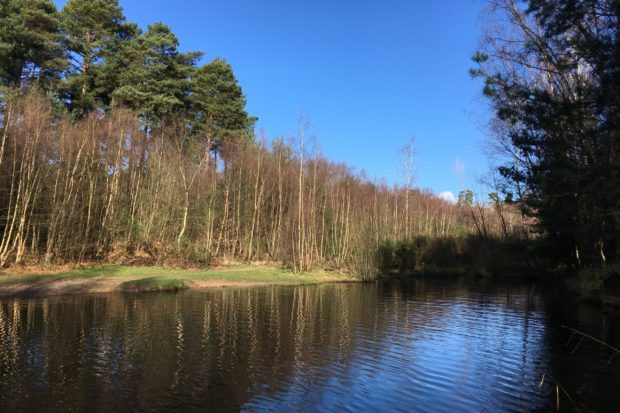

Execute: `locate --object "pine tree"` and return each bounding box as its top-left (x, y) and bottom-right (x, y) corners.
top-left (189, 58), bottom-right (257, 153)
top-left (111, 23), bottom-right (201, 130)
top-left (474, 0), bottom-right (620, 265)
top-left (59, 0), bottom-right (132, 115)
top-left (0, 0), bottom-right (66, 87)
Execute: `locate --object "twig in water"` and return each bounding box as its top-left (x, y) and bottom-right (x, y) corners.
top-left (538, 373), bottom-right (582, 413)
top-left (571, 336), bottom-right (585, 354)
top-left (562, 326), bottom-right (620, 364)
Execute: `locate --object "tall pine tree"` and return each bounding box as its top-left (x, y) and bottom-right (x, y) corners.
top-left (60, 0), bottom-right (133, 116)
top-left (190, 58), bottom-right (256, 153)
top-left (111, 23), bottom-right (201, 130)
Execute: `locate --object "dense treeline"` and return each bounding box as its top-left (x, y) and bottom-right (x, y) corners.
top-left (473, 0), bottom-right (620, 267)
top-left (0, 91), bottom-right (525, 275)
top-left (0, 0), bottom-right (528, 277)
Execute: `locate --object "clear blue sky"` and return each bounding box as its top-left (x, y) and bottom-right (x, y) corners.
top-left (55, 0), bottom-right (489, 199)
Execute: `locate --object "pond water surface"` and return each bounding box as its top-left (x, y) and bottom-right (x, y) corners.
top-left (1, 279), bottom-right (619, 412)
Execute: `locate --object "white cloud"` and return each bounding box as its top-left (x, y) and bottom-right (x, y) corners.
top-left (438, 191), bottom-right (456, 204)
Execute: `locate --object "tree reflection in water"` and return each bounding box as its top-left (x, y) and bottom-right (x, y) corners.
top-left (0, 280), bottom-right (618, 412)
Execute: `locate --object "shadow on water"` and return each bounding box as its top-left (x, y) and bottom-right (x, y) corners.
top-left (0, 280), bottom-right (618, 412)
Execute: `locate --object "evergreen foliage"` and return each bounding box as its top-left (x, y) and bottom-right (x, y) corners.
top-left (60, 0), bottom-right (130, 115)
top-left (190, 58), bottom-right (257, 150)
top-left (111, 22), bottom-right (202, 129)
top-left (0, 0), bottom-right (66, 87)
top-left (0, 0), bottom-right (258, 151)
top-left (473, 0), bottom-right (620, 266)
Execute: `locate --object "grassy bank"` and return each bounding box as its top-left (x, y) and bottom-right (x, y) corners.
top-left (0, 265), bottom-right (358, 297)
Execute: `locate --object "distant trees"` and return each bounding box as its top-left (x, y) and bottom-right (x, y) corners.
top-left (473, 0), bottom-right (620, 266)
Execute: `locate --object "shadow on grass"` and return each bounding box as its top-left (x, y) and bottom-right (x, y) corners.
top-left (120, 277), bottom-right (188, 292)
top-left (0, 265), bottom-right (163, 285)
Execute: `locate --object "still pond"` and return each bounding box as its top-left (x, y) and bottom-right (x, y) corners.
top-left (1, 279), bottom-right (619, 412)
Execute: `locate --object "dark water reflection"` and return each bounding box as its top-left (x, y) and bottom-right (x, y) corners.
top-left (1, 279), bottom-right (619, 412)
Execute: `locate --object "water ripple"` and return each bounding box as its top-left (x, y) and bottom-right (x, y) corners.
top-left (0, 281), bottom-right (619, 412)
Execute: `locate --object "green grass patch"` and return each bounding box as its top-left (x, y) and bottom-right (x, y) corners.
top-left (0, 264), bottom-right (172, 285)
top-left (186, 266), bottom-right (350, 284)
top-left (121, 277), bottom-right (188, 292)
top-left (0, 264), bottom-right (357, 290)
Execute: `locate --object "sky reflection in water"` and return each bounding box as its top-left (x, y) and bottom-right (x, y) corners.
top-left (0, 280), bottom-right (618, 412)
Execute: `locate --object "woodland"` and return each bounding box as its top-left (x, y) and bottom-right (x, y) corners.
top-left (0, 0), bottom-right (618, 280)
